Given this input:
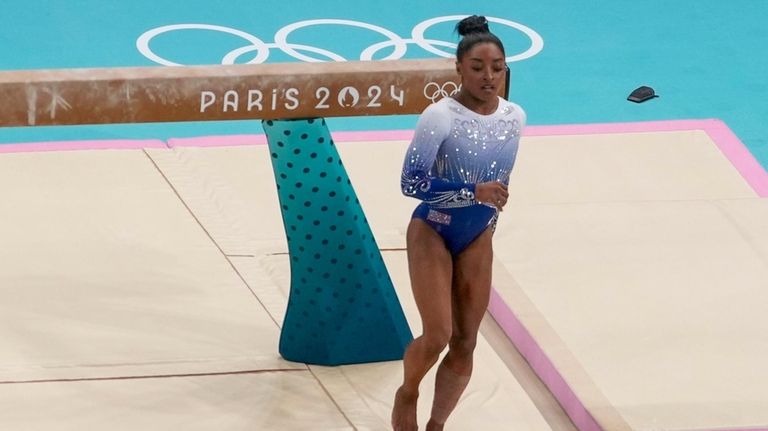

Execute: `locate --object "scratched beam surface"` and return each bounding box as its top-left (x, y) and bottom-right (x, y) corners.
top-left (0, 59), bottom-right (484, 127)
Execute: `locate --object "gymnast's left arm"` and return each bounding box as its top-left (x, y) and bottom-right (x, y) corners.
top-left (399, 104), bottom-right (477, 207)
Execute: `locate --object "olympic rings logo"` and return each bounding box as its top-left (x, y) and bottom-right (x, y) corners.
top-left (424, 81), bottom-right (461, 103)
top-left (136, 15), bottom-right (544, 66)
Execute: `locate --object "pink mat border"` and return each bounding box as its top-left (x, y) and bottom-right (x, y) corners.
top-left (487, 290), bottom-right (768, 431)
top-left (121, 119), bottom-right (768, 431)
top-left (14, 119), bottom-right (756, 197)
top-left (167, 134), bottom-right (267, 148)
top-left (342, 120), bottom-right (768, 431)
top-left (332, 120), bottom-right (768, 197)
top-left (483, 119), bottom-right (768, 431)
top-left (2, 119), bottom-right (767, 430)
top-left (3, 119), bottom-right (765, 199)
top-left (523, 119), bottom-right (768, 197)
top-left (0, 139), bottom-right (167, 153)
top-left (487, 288), bottom-right (605, 431)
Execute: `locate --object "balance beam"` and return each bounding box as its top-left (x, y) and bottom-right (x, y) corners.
top-left (0, 59), bottom-right (507, 127)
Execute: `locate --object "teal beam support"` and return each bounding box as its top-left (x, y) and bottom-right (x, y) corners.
top-left (262, 118), bottom-right (413, 365)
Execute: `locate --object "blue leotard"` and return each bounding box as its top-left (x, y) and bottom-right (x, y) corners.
top-left (401, 96), bottom-right (525, 256)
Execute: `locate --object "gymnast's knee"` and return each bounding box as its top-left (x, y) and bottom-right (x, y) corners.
top-left (420, 329), bottom-right (452, 356)
top-left (448, 334), bottom-right (477, 358)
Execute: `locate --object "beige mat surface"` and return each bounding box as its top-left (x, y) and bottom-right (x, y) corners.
top-left (0, 371), bottom-right (352, 431)
top-left (0, 149), bottom-right (298, 384)
top-left (245, 252), bottom-right (555, 430)
top-left (494, 199), bottom-right (768, 430)
top-left (3, 124), bottom-right (767, 430)
top-left (508, 130), bottom-right (756, 203)
top-left (491, 129), bottom-right (768, 430)
top-left (0, 145), bottom-right (560, 430)
top-left (146, 129), bottom-right (768, 430)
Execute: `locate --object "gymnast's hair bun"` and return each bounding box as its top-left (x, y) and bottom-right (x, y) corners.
top-left (456, 15), bottom-right (490, 36)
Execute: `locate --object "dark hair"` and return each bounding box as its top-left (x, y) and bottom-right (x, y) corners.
top-left (455, 15), bottom-right (505, 61)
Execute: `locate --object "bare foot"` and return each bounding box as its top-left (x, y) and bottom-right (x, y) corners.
top-left (425, 418), bottom-right (444, 431)
top-left (391, 387), bottom-right (419, 431)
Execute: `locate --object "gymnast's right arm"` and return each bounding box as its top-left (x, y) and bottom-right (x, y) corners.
top-left (400, 104), bottom-right (477, 208)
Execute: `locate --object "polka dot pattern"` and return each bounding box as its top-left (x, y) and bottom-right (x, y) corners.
top-left (262, 118), bottom-right (413, 366)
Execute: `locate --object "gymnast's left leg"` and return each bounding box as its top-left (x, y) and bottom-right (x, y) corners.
top-left (426, 226), bottom-right (494, 431)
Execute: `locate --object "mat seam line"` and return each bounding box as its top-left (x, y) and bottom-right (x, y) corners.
top-left (0, 368), bottom-right (306, 385)
top-left (307, 366), bottom-right (359, 431)
top-left (141, 148), bottom-right (282, 329)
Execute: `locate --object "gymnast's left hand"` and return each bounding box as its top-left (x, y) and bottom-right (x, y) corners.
top-left (475, 181), bottom-right (508, 211)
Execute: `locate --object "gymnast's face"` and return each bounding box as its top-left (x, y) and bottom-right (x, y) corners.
top-left (456, 42), bottom-right (506, 104)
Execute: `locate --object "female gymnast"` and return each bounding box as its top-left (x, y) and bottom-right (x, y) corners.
top-left (391, 15), bottom-right (526, 431)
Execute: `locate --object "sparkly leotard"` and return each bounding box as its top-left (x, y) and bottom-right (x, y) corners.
top-left (401, 96), bottom-right (525, 255)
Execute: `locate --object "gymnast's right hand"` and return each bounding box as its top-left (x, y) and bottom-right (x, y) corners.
top-left (475, 181), bottom-right (509, 211)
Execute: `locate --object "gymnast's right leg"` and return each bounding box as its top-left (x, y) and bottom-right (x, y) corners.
top-left (392, 218), bottom-right (453, 431)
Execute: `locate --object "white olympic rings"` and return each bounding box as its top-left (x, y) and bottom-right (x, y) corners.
top-left (424, 81), bottom-right (461, 103)
top-left (136, 16), bottom-right (544, 66)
